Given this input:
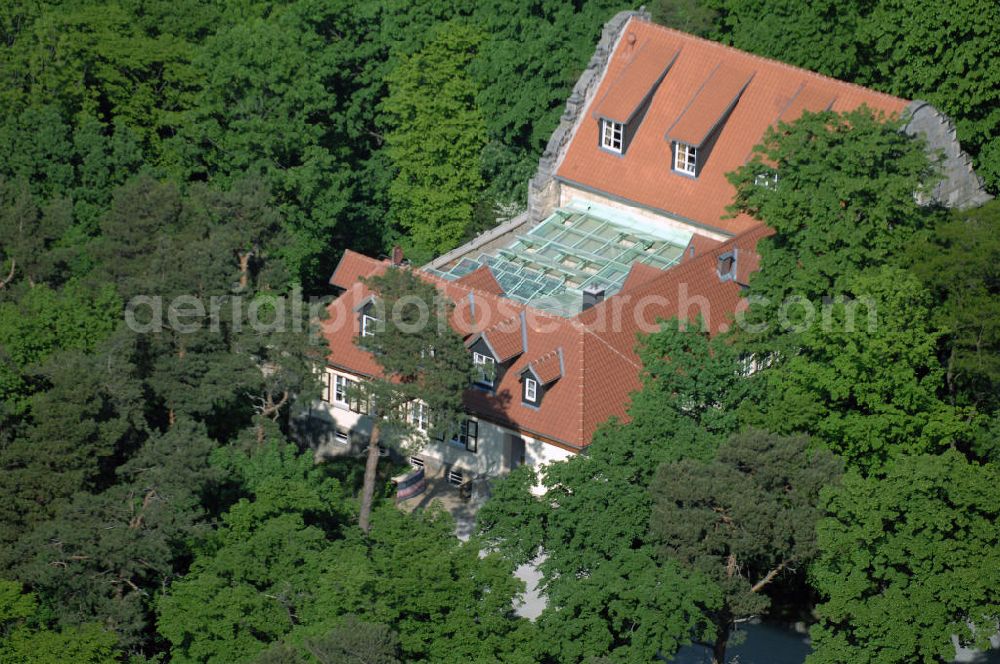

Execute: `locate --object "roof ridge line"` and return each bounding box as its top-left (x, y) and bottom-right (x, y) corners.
top-left (628, 16), bottom-right (909, 109)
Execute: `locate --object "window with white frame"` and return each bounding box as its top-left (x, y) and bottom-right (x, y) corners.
top-left (601, 119), bottom-right (624, 153)
top-left (472, 352), bottom-right (496, 387)
top-left (409, 401), bottom-right (430, 432)
top-left (674, 142), bottom-right (697, 175)
top-left (333, 374), bottom-right (351, 405)
top-left (524, 377), bottom-right (538, 403)
top-left (447, 467), bottom-right (464, 486)
top-left (361, 313), bottom-right (379, 338)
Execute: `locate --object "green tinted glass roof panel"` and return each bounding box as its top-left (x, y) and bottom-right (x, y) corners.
top-left (434, 204), bottom-right (694, 316)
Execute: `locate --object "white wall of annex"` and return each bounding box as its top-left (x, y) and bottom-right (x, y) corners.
top-left (559, 184), bottom-right (729, 242)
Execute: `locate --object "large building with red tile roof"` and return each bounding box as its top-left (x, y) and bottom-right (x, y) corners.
top-left (547, 15), bottom-right (909, 239)
top-left (312, 11), bottom-right (987, 483)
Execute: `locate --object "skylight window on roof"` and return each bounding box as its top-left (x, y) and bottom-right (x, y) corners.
top-left (601, 119), bottom-right (624, 153)
top-left (675, 143), bottom-right (697, 176)
top-left (435, 206), bottom-right (691, 316)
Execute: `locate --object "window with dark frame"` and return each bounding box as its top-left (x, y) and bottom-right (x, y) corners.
top-left (717, 250), bottom-right (737, 282)
top-left (321, 371), bottom-right (331, 402)
top-left (455, 419), bottom-right (478, 453)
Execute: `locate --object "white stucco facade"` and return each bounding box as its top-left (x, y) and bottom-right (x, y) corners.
top-left (558, 182), bottom-right (730, 242)
top-left (307, 366), bottom-right (576, 492)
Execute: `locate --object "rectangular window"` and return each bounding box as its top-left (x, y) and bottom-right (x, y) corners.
top-left (675, 143), bottom-right (697, 175)
top-left (361, 313), bottom-right (378, 338)
top-left (524, 377), bottom-right (537, 403)
top-left (409, 401), bottom-right (430, 432)
top-left (321, 371), bottom-right (331, 402)
top-left (472, 352), bottom-right (496, 387)
top-left (334, 429), bottom-right (349, 445)
top-left (601, 119), bottom-right (624, 153)
top-left (448, 419), bottom-right (478, 453)
top-left (349, 385), bottom-right (369, 414)
top-left (333, 374), bottom-right (351, 405)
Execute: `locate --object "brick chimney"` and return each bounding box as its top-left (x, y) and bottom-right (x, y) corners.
top-left (391, 245), bottom-right (404, 266)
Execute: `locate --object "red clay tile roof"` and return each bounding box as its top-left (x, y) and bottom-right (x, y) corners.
top-left (454, 265), bottom-right (505, 296)
top-left (778, 83), bottom-right (837, 123)
top-left (325, 251), bottom-right (590, 448)
top-left (330, 250), bottom-right (383, 289)
top-left (682, 233), bottom-right (724, 261)
top-left (527, 349), bottom-right (564, 384)
top-left (477, 314), bottom-right (526, 362)
top-left (620, 262), bottom-right (666, 293)
top-left (556, 18), bottom-right (908, 237)
top-left (593, 41), bottom-right (678, 124)
top-left (667, 63), bottom-right (755, 147)
top-left (325, 225), bottom-right (770, 449)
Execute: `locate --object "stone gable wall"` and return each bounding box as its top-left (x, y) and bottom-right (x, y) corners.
top-left (903, 101), bottom-right (993, 210)
top-left (527, 9), bottom-right (651, 222)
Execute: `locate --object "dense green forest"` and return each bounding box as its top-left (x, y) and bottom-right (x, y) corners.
top-left (1, 0), bottom-right (999, 662)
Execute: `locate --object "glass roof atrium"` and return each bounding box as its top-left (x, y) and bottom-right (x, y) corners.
top-left (429, 200), bottom-right (693, 316)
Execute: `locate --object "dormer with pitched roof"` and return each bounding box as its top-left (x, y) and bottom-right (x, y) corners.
top-left (543, 15), bottom-right (913, 240)
top-left (665, 63), bottom-right (754, 177)
top-left (520, 348), bottom-right (564, 407)
top-left (465, 311), bottom-right (528, 390)
top-left (592, 37), bottom-right (678, 156)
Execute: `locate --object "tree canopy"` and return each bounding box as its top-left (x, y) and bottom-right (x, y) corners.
top-left (808, 450), bottom-right (1000, 664)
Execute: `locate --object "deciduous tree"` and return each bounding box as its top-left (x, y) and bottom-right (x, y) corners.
top-left (751, 267), bottom-right (970, 473)
top-left (478, 318), bottom-right (753, 662)
top-left (0, 580), bottom-right (119, 664)
top-left (907, 200), bottom-right (1000, 412)
top-left (728, 107), bottom-right (937, 333)
top-left (808, 449), bottom-right (1000, 663)
top-left (382, 21), bottom-right (486, 263)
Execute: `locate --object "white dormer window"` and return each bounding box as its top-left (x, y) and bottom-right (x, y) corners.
top-left (472, 352), bottom-right (496, 387)
top-left (524, 377), bottom-right (538, 403)
top-left (601, 119), bottom-right (624, 153)
top-left (361, 313), bottom-right (378, 337)
top-left (675, 143), bottom-right (697, 175)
